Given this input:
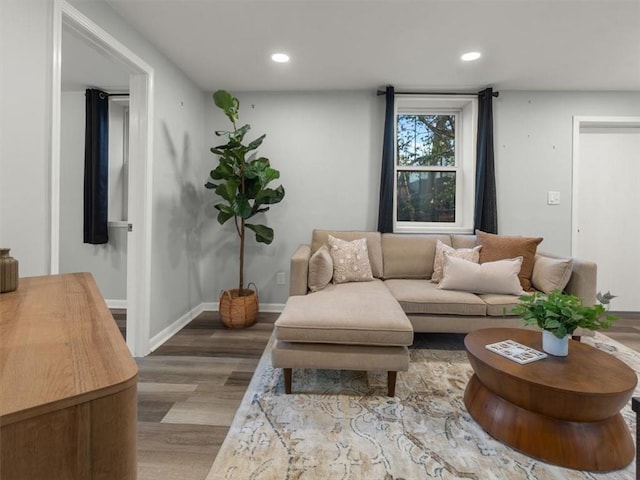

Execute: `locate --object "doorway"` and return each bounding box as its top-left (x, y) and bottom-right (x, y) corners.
top-left (572, 116), bottom-right (640, 312)
top-left (51, 0), bottom-right (154, 356)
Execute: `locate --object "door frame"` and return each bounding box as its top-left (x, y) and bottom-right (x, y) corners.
top-left (571, 115), bottom-right (640, 256)
top-left (51, 0), bottom-right (154, 356)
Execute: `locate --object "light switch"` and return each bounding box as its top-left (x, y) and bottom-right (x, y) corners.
top-left (547, 191), bottom-right (560, 205)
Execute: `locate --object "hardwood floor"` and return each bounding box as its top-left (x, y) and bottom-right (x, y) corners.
top-left (115, 310), bottom-right (640, 480)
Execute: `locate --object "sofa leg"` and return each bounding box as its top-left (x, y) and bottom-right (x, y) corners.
top-left (387, 371), bottom-right (397, 397)
top-left (283, 368), bottom-right (292, 394)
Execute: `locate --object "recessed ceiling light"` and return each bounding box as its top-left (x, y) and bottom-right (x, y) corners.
top-left (271, 53), bottom-right (290, 63)
top-left (461, 51), bottom-right (481, 62)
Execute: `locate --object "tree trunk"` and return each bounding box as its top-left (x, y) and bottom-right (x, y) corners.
top-left (239, 218), bottom-right (245, 291)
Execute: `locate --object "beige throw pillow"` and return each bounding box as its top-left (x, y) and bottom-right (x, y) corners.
top-left (531, 256), bottom-right (573, 294)
top-left (308, 245), bottom-right (333, 292)
top-left (438, 255), bottom-right (525, 295)
top-left (431, 240), bottom-right (482, 283)
top-left (476, 230), bottom-right (543, 291)
top-left (328, 235), bottom-right (374, 284)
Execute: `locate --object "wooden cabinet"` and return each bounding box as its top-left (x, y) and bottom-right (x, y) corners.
top-left (0, 273), bottom-right (138, 479)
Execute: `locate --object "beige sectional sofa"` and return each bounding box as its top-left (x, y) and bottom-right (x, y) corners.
top-left (272, 230), bottom-right (597, 396)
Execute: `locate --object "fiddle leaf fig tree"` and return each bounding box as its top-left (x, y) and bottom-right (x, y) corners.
top-left (205, 90), bottom-right (285, 291)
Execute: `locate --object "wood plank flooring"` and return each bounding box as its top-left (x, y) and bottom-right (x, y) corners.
top-left (113, 310), bottom-right (640, 480)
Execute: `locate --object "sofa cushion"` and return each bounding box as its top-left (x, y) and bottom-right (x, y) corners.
top-left (384, 279), bottom-right (487, 316)
top-left (532, 255), bottom-right (573, 294)
top-left (438, 256), bottom-right (525, 295)
top-left (311, 230), bottom-right (383, 278)
top-left (308, 245), bottom-right (333, 292)
top-left (327, 235), bottom-right (374, 284)
top-left (476, 230), bottom-right (543, 291)
top-left (478, 294), bottom-right (522, 316)
top-left (275, 280), bottom-right (413, 347)
top-left (382, 234), bottom-right (451, 279)
top-left (451, 234), bottom-right (477, 249)
top-left (431, 240), bottom-right (482, 283)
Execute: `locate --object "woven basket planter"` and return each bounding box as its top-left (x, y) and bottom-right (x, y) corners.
top-left (219, 286), bottom-right (258, 329)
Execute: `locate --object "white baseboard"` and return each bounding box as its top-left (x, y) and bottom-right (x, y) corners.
top-left (149, 301), bottom-right (284, 353)
top-left (202, 302), bottom-right (284, 313)
top-left (149, 303), bottom-right (205, 353)
top-left (105, 299), bottom-right (127, 309)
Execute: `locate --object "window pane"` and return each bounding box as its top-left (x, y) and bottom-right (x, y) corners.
top-left (397, 171), bottom-right (456, 222)
top-left (397, 114), bottom-right (455, 167)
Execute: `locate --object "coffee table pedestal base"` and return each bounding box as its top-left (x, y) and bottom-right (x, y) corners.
top-left (464, 374), bottom-right (634, 472)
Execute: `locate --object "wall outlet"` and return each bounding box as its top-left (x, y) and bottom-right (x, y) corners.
top-left (547, 191), bottom-right (560, 205)
top-left (276, 271), bottom-right (286, 285)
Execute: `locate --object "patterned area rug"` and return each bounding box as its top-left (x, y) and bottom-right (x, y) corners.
top-left (206, 332), bottom-right (638, 479)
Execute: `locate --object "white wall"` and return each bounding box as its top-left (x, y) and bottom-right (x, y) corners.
top-left (201, 91), bottom-right (384, 305)
top-left (1, 0), bottom-right (206, 341)
top-left (66, 0), bottom-right (206, 338)
top-left (0, 0), bottom-right (53, 276)
top-left (494, 91), bottom-right (640, 256)
top-left (201, 90), bottom-right (640, 306)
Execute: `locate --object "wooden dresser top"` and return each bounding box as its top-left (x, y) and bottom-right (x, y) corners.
top-left (0, 273), bottom-right (138, 425)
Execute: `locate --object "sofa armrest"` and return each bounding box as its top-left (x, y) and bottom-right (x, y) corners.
top-left (289, 244), bottom-right (311, 297)
top-left (564, 258), bottom-right (597, 306)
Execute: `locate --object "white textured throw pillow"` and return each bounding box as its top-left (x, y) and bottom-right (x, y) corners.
top-left (431, 240), bottom-right (482, 283)
top-left (438, 255), bottom-right (525, 295)
top-left (531, 256), bottom-right (573, 294)
top-left (328, 235), bottom-right (374, 284)
top-left (308, 245), bottom-right (333, 292)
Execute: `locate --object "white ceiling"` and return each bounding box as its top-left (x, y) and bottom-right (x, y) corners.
top-left (87, 0), bottom-right (639, 93)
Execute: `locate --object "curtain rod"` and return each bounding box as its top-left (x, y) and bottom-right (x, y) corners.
top-left (96, 92), bottom-right (130, 99)
top-left (376, 90), bottom-right (499, 97)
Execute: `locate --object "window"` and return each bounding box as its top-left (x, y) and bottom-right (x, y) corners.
top-left (394, 96), bottom-right (478, 233)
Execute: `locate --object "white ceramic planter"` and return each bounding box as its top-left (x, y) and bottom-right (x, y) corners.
top-left (542, 329), bottom-right (569, 356)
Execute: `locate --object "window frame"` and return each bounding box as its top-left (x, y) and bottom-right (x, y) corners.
top-left (393, 95), bottom-right (478, 234)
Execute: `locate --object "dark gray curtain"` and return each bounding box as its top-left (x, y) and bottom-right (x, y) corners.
top-left (377, 85), bottom-right (395, 233)
top-left (83, 89), bottom-right (109, 244)
top-left (474, 87), bottom-right (498, 233)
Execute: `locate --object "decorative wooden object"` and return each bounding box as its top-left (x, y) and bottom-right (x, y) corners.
top-left (219, 287), bottom-right (258, 328)
top-left (464, 328), bottom-right (636, 472)
top-left (0, 273), bottom-right (138, 480)
top-left (632, 397), bottom-right (640, 475)
top-left (0, 248), bottom-right (18, 293)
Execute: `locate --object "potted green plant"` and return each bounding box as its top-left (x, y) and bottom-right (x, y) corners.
top-left (512, 290), bottom-right (617, 356)
top-left (205, 90), bottom-right (285, 328)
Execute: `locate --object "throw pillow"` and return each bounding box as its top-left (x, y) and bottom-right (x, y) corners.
top-left (438, 255), bottom-right (525, 295)
top-left (328, 235), bottom-right (374, 284)
top-left (531, 255), bottom-right (573, 294)
top-left (476, 230), bottom-right (543, 291)
top-left (431, 240), bottom-right (482, 283)
top-left (308, 245), bottom-right (333, 292)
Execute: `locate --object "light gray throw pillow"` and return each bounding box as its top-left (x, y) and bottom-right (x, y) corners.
top-left (438, 255), bottom-right (525, 295)
top-left (308, 245), bottom-right (333, 292)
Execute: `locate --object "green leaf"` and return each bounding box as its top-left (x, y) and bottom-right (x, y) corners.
top-left (213, 90), bottom-right (239, 123)
top-left (246, 134), bottom-right (266, 152)
top-left (214, 179), bottom-right (238, 203)
top-left (232, 195), bottom-right (252, 219)
top-left (214, 204), bottom-right (234, 225)
top-left (254, 185), bottom-right (285, 208)
top-left (246, 223), bottom-right (274, 244)
top-left (211, 162), bottom-right (234, 181)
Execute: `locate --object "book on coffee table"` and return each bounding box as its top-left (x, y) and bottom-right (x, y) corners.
top-left (485, 339), bottom-right (547, 364)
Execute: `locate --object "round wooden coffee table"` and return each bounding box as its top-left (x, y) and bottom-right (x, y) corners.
top-left (464, 328), bottom-right (637, 472)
